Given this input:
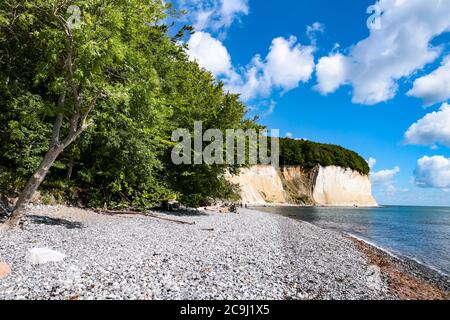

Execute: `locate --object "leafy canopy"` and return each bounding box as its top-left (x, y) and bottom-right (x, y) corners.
top-left (0, 0), bottom-right (255, 208)
top-left (279, 138), bottom-right (370, 175)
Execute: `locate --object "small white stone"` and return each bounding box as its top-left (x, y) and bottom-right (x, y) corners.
top-left (26, 248), bottom-right (67, 265)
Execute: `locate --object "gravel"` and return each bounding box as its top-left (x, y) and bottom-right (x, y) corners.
top-left (0, 205), bottom-right (394, 300)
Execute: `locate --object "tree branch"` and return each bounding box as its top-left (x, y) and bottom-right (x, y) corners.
top-left (62, 92), bottom-right (102, 148)
top-left (51, 92), bottom-right (66, 147)
top-left (80, 93), bottom-right (101, 128)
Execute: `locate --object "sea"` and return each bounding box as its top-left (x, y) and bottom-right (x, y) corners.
top-left (256, 205), bottom-right (450, 276)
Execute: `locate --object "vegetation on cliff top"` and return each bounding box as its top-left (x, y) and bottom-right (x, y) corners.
top-left (279, 138), bottom-right (370, 175)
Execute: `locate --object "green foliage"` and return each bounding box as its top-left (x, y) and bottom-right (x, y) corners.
top-left (0, 1), bottom-right (368, 210)
top-left (0, 94), bottom-right (52, 191)
top-left (279, 138), bottom-right (370, 175)
top-left (0, 0), bottom-right (254, 208)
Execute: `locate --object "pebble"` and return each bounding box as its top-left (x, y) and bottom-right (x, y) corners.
top-left (0, 205), bottom-right (396, 300)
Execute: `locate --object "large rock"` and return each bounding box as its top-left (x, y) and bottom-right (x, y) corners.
top-left (26, 248), bottom-right (67, 265)
top-left (0, 262), bottom-right (11, 278)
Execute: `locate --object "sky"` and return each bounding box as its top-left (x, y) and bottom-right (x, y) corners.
top-left (172, 0), bottom-right (450, 206)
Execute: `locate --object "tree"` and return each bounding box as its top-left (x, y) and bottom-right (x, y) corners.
top-left (278, 138), bottom-right (370, 175)
top-left (0, 0), bottom-right (167, 228)
top-left (0, 0), bottom-right (259, 226)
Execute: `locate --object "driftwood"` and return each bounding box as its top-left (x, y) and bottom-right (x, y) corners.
top-left (96, 209), bottom-right (196, 225)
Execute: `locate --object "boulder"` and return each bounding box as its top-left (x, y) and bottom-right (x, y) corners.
top-left (162, 200), bottom-right (181, 212)
top-left (0, 262), bottom-right (11, 278)
top-left (26, 248), bottom-right (67, 265)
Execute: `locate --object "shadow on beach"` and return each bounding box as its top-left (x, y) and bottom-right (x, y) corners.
top-left (28, 215), bottom-right (84, 230)
top-left (153, 208), bottom-right (209, 218)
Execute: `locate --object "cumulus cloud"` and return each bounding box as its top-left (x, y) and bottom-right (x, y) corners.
top-left (369, 160), bottom-right (400, 196)
top-left (367, 157), bottom-right (377, 169)
top-left (187, 31), bottom-right (232, 76)
top-left (368, 158), bottom-right (401, 195)
top-left (225, 36), bottom-right (315, 100)
top-left (224, 55), bottom-right (272, 100)
top-left (404, 103), bottom-right (450, 147)
top-left (314, 53), bottom-right (347, 95)
top-left (219, 0), bottom-right (249, 29)
top-left (314, 0), bottom-right (450, 105)
top-left (414, 156), bottom-right (450, 189)
top-left (407, 55), bottom-right (450, 106)
top-left (184, 3), bottom-right (315, 103)
top-left (178, 0), bottom-right (249, 35)
top-left (371, 166), bottom-right (401, 185)
top-left (265, 36), bottom-right (315, 92)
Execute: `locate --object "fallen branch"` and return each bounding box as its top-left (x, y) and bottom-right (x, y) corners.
top-left (147, 213), bottom-right (196, 226)
top-left (96, 209), bottom-right (196, 225)
top-left (0, 203), bottom-right (10, 216)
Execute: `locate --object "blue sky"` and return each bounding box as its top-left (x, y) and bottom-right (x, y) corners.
top-left (173, 0), bottom-right (450, 206)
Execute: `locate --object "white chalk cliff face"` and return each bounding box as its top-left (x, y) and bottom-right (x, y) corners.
top-left (228, 165), bottom-right (377, 207)
top-left (226, 166), bottom-right (286, 206)
top-left (312, 166), bottom-right (378, 207)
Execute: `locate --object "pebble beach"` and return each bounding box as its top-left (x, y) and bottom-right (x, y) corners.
top-left (0, 205), bottom-right (448, 300)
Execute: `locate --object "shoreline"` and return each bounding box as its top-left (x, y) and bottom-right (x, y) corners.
top-left (350, 237), bottom-right (449, 299)
top-left (252, 205), bottom-right (450, 279)
top-left (0, 205), bottom-right (448, 300)
top-left (248, 204), bottom-right (380, 209)
top-left (347, 233), bottom-right (450, 279)
top-left (248, 207), bottom-right (449, 299)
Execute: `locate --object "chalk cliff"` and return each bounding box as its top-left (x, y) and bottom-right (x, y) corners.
top-left (312, 166), bottom-right (378, 206)
top-left (226, 165), bottom-right (286, 206)
top-left (228, 165), bottom-right (377, 207)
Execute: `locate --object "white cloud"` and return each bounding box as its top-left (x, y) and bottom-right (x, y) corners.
top-left (224, 55), bottom-right (272, 101)
top-left (371, 166), bottom-right (400, 185)
top-left (184, 3), bottom-right (315, 104)
top-left (404, 103), bottom-right (450, 147)
top-left (314, 0), bottom-right (450, 105)
top-left (414, 156), bottom-right (450, 189)
top-left (314, 53), bottom-right (347, 95)
top-left (260, 100), bottom-right (276, 117)
top-left (193, 9), bottom-right (214, 31)
top-left (306, 22), bottom-right (325, 45)
top-left (369, 158), bottom-right (401, 195)
top-left (286, 132), bottom-right (293, 138)
top-left (265, 36), bottom-right (315, 92)
top-left (182, 0), bottom-right (315, 103)
top-left (407, 55), bottom-right (450, 106)
top-left (187, 31), bottom-right (232, 76)
top-left (219, 0), bottom-right (249, 29)
top-left (225, 36), bottom-right (315, 100)
top-left (178, 0), bottom-right (249, 35)
top-left (367, 157), bottom-right (377, 169)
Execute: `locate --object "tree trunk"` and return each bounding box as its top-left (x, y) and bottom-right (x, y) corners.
top-left (66, 156), bottom-right (74, 181)
top-left (4, 144), bottom-right (64, 228)
top-left (1, 90), bottom-right (100, 230)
